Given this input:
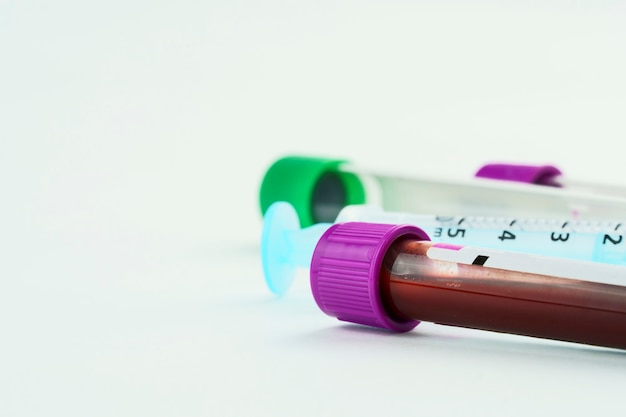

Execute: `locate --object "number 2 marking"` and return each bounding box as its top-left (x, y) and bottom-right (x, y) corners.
top-left (603, 234), bottom-right (624, 245)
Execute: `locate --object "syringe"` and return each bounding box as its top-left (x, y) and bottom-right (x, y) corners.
top-left (262, 201), bottom-right (626, 296)
top-left (259, 155), bottom-right (626, 228)
top-left (476, 162), bottom-right (626, 198)
top-left (310, 222), bottom-right (626, 350)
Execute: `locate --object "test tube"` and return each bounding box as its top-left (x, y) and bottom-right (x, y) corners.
top-left (476, 162), bottom-right (626, 198)
top-left (259, 155), bottom-right (626, 228)
top-left (310, 222), bottom-right (626, 350)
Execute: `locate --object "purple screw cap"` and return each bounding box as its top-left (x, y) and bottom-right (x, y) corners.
top-left (475, 163), bottom-right (562, 186)
top-left (310, 222), bottom-right (430, 332)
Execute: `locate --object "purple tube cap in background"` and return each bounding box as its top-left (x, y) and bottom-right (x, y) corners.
top-left (475, 163), bottom-right (562, 186)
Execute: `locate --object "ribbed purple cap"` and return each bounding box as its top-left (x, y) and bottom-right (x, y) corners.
top-left (475, 163), bottom-right (562, 186)
top-left (310, 222), bottom-right (429, 332)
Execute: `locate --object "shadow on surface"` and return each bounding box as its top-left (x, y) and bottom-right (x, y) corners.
top-left (291, 322), bottom-right (626, 368)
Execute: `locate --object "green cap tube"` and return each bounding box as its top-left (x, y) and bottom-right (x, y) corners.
top-left (259, 155), bottom-right (367, 227)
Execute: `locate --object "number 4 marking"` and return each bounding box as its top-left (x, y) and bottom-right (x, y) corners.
top-left (498, 230), bottom-right (516, 241)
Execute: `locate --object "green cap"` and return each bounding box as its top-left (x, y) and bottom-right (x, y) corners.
top-left (259, 156), bottom-right (367, 227)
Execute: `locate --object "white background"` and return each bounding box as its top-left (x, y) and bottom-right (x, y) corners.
top-left (2, 1), bottom-right (626, 416)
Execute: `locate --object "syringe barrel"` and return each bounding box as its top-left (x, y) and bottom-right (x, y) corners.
top-left (337, 205), bottom-right (626, 266)
top-left (310, 222), bottom-right (626, 350)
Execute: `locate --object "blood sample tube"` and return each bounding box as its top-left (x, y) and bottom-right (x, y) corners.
top-left (310, 222), bottom-right (626, 350)
top-left (259, 155), bottom-right (626, 228)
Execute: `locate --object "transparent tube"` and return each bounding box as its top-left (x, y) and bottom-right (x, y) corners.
top-left (344, 161), bottom-right (626, 221)
top-left (380, 238), bottom-right (626, 350)
top-left (259, 156), bottom-right (626, 229)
